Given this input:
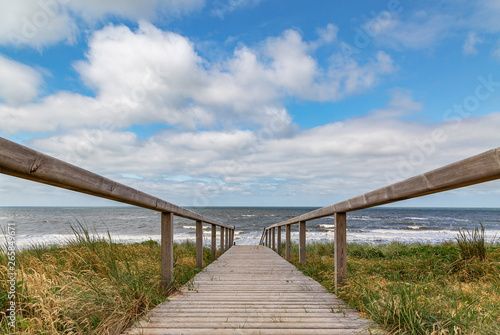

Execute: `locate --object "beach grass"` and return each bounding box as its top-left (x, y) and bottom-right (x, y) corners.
top-left (285, 236), bottom-right (500, 334)
top-left (0, 224), bottom-right (215, 334)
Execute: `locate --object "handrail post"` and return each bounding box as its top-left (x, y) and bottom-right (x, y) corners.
top-left (265, 229), bottom-right (268, 247)
top-left (299, 221), bottom-right (306, 265)
top-left (334, 212), bottom-right (347, 293)
top-left (232, 226), bottom-right (235, 246)
top-left (220, 226), bottom-right (225, 254)
top-left (211, 224), bottom-right (217, 261)
top-left (161, 212), bottom-right (174, 290)
top-left (225, 227), bottom-right (229, 250)
top-left (272, 227), bottom-right (276, 251)
top-left (285, 224), bottom-right (291, 261)
top-left (277, 226), bottom-right (282, 256)
top-left (196, 220), bottom-right (203, 269)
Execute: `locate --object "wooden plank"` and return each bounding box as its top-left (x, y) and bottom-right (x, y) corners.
top-left (161, 212), bottom-right (174, 289)
top-left (0, 137), bottom-right (233, 228)
top-left (299, 221), bottom-right (306, 265)
top-left (123, 245), bottom-right (381, 335)
top-left (334, 212), bottom-right (347, 293)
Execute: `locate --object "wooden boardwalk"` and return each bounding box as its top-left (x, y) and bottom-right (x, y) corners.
top-left (123, 245), bottom-right (380, 334)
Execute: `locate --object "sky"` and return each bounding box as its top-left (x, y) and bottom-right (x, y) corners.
top-left (0, 0), bottom-right (500, 208)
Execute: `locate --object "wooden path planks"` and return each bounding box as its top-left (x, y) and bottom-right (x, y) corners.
top-left (123, 245), bottom-right (382, 335)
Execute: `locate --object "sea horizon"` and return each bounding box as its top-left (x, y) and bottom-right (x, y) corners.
top-left (1, 206), bottom-right (499, 249)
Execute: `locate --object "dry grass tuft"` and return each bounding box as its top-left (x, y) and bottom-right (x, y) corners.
top-left (0, 224), bottom-right (211, 334)
top-left (287, 240), bottom-right (500, 334)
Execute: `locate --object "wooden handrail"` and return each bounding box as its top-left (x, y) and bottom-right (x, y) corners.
top-left (261, 147), bottom-right (500, 292)
top-left (266, 147), bottom-right (500, 229)
top-left (0, 137), bottom-right (231, 229)
top-left (0, 137), bottom-right (235, 290)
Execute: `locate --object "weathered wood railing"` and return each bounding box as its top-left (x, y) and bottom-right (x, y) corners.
top-left (0, 137), bottom-right (235, 290)
top-left (260, 147), bottom-right (500, 292)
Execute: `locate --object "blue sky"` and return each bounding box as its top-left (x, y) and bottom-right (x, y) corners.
top-left (0, 0), bottom-right (499, 207)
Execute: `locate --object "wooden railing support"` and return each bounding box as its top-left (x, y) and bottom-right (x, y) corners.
top-left (299, 221), bottom-right (306, 265)
top-left (285, 224), bottom-right (291, 261)
top-left (220, 226), bottom-right (225, 253)
top-left (277, 226), bottom-right (281, 256)
top-left (265, 229), bottom-right (268, 247)
top-left (334, 212), bottom-right (347, 293)
top-left (225, 228), bottom-right (229, 250)
top-left (161, 212), bottom-right (174, 290)
top-left (196, 220), bottom-right (203, 269)
top-left (232, 226), bottom-right (235, 246)
top-left (211, 224), bottom-right (217, 261)
top-left (272, 227), bottom-right (276, 251)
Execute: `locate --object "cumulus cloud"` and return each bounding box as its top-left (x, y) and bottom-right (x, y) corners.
top-left (0, 0), bottom-right (77, 48)
top-left (0, 0), bottom-right (204, 48)
top-left (0, 54), bottom-right (43, 105)
top-left (0, 23), bottom-right (395, 133)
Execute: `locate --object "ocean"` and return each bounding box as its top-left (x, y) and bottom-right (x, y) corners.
top-left (1, 207), bottom-right (499, 249)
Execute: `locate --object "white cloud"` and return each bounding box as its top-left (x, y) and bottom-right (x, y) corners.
top-left (0, 0), bottom-right (204, 48)
top-left (366, 10), bottom-right (455, 50)
top-left (0, 54), bottom-right (43, 106)
top-left (0, 0), bottom-right (77, 48)
top-left (463, 31), bottom-right (483, 55)
top-left (0, 23), bottom-right (395, 134)
top-left (20, 94), bottom-right (500, 206)
top-left (361, 1), bottom-right (500, 54)
top-left (310, 23), bottom-right (339, 49)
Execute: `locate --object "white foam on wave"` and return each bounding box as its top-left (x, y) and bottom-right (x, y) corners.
top-left (318, 224), bottom-right (335, 228)
top-left (181, 225), bottom-right (212, 230)
top-left (5, 227), bottom-right (500, 250)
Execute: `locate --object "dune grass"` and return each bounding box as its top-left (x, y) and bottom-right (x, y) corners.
top-left (285, 233), bottom-right (500, 334)
top-left (0, 224), bottom-right (216, 334)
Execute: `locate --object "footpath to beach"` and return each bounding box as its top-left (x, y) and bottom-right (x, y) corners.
top-left (122, 245), bottom-right (381, 335)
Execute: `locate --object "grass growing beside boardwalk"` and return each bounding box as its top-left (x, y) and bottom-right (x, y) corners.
top-left (0, 225), bottom-right (215, 334)
top-left (286, 239), bottom-right (500, 334)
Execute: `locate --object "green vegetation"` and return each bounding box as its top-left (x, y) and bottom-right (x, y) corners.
top-left (0, 224), bottom-right (215, 334)
top-left (285, 229), bottom-right (500, 334)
